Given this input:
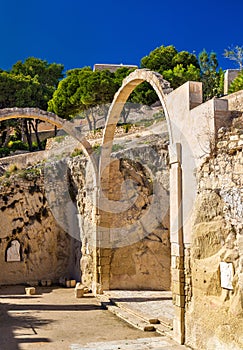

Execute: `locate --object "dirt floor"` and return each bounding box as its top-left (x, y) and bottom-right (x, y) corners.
top-left (0, 285), bottom-right (159, 350)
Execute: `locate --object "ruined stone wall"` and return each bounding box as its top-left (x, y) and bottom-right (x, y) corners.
top-left (98, 139), bottom-right (171, 291)
top-left (0, 170), bottom-right (79, 285)
top-left (67, 156), bottom-right (97, 289)
top-left (67, 136), bottom-right (171, 291)
top-left (186, 117), bottom-right (243, 350)
top-left (0, 151), bottom-right (47, 172)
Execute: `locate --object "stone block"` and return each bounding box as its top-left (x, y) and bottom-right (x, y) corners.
top-left (174, 305), bottom-right (185, 319)
top-left (175, 294), bottom-right (185, 307)
top-left (75, 288), bottom-right (84, 298)
top-left (171, 243), bottom-right (183, 256)
top-left (70, 280), bottom-right (76, 287)
top-left (171, 269), bottom-right (185, 283)
top-left (75, 282), bottom-right (89, 292)
top-left (217, 141), bottom-right (228, 148)
top-left (228, 141), bottom-right (238, 149)
top-left (169, 143), bottom-right (181, 165)
top-left (171, 256), bottom-right (177, 269)
top-left (25, 287), bottom-right (36, 295)
top-left (173, 318), bottom-right (185, 345)
top-left (172, 280), bottom-right (185, 295)
top-left (176, 256), bottom-right (184, 269)
top-left (66, 280), bottom-right (71, 288)
top-left (66, 280), bottom-right (76, 288)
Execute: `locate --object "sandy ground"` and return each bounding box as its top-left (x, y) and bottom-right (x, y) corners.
top-left (0, 285), bottom-right (158, 350)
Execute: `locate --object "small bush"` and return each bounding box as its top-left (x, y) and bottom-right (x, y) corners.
top-left (19, 167), bottom-right (41, 180)
top-left (92, 143), bottom-right (101, 155)
top-left (8, 164), bottom-right (18, 173)
top-left (54, 136), bottom-right (65, 143)
top-left (122, 124), bottom-right (132, 133)
top-left (8, 140), bottom-right (29, 151)
top-left (71, 148), bottom-right (83, 157)
top-left (112, 144), bottom-right (124, 152)
top-left (0, 147), bottom-right (10, 158)
top-left (153, 110), bottom-right (165, 120)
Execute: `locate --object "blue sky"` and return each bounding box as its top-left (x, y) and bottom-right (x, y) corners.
top-left (1, 0), bottom-right (242, 73)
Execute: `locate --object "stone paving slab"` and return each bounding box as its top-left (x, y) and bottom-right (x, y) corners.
top-left (70, 336), bottom-right (189, 350)
top-left (103, 291), bottom-right (174, 328)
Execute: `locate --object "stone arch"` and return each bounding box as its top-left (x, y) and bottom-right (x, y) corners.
top-left (101, 69), bottom-right (173, 152)
top-left (99, 69), bottom-right (174, 218)
top-left (98, 69), bottom-right (186, 343)
top-left (0, 107), bottom-right (93, 157)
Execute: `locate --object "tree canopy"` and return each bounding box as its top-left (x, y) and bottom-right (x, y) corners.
top-left (198, 49), bottom-right (224, 100)
top-left (0, 57), bottom-right (64, 151)
top-left (132, 45), bottom-right (223, 103)
top-left (224, 45), bottom-right (243, 70)
top-left (48, 67), bottom-right (119, 119)
top-left (140, 45), bottom-right (200, 89)
top-left (0, 57), bottom-right (64, 110)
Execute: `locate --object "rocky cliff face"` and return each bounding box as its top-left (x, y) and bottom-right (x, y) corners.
top-left (186, 117), bottom-right (243, 350)
top-left (0, 168), bottom-right (80, 285)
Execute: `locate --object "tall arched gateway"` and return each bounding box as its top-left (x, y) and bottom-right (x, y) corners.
top-left (97, 69), bottom-right (186, 343)
top-left (97, 69), bottom-right (230, 344)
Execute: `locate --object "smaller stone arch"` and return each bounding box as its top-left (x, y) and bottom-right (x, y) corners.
top-left (0, 107), bottom-right (93, 157)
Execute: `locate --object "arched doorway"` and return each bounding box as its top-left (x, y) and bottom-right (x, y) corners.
top-left (97, 69), bottom-right (184, 342)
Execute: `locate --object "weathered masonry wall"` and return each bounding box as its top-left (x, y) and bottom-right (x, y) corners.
top-left (69, 136), bottom-right (171, 292)
top-left (98, 139), bottom-right (171, 291)
top-left (0, 171), bottom-right (80, 285)
top-left (186, 117), bottom-right (243, 350)
top-left (67, 156), bottom-right (96, 289)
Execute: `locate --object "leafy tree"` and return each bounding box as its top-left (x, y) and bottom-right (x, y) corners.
top-left (224, 45), bottom-right (243, 70)
top-left (171, 51), bottom-right (199, 69)
top-left (10, 57), bottom-right (64, 109)
top-left (0, 57), bottom-right (64, 151)
top-left (163, 64), bottom-right (200, 89)
top-left (198, 49), bottom-right (223, 100)
top-left (129, 82), bottom-right (158, 106)
top-left (133, 45), bottom-right (201, 104)
top-left (48, 67), bottom-right (119, 130)
top-left (229, 70), bottom-right (243, 92)
top-left (113, 66), bottom-right (136, 86)
top-left (141, 45), bottom-right (178, 73)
